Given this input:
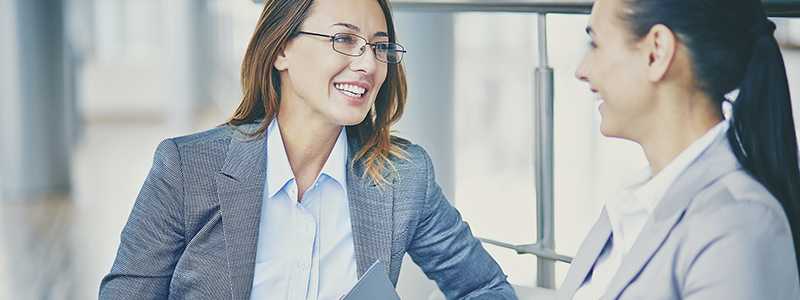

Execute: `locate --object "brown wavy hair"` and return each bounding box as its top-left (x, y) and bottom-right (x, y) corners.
top-left (228, 0), bottom-right (408, 185)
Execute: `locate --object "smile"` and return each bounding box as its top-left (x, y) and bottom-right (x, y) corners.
top-left (334, 83), bottom-right (367, 98)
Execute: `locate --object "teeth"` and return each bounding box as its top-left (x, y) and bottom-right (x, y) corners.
top-left (341, 90), bottom-right (359, 97)
top-left (335, 83), bottom-right (366, 97)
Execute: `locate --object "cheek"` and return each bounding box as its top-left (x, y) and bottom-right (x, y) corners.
top-left (598, 53), bottom-right (645, 100)
top-left (293, 59), bottom-right (347, 97)
top-left (603, 87), bottom-right (651, 135)
top-left (592, 52), bottom-right (621, 81)
top-left (375, 67), bottom-right (389, 90)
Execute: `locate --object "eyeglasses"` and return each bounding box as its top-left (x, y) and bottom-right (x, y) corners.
top-left (296, 31), bottom-right (406, 64)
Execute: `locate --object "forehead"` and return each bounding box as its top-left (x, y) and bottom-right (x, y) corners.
top-left (304, 0), bottom-right (388, 34)
top-left (588, 0), bottom-right (624, 35)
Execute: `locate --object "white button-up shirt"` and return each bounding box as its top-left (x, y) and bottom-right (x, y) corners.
top-left (574, 120), bottom-right (730, 299)
top-left (250, 119), bottom-right (358, 300)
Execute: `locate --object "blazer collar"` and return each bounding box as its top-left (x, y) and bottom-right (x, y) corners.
top-left (345, 131), bottom-right (396, 278)
top-left (558, 209), bottom-right (612, 300)
top-left (216, 123), bottom-right (267, 300)
top-left (215, 123), bottom-right (396, 298)
top-left (558, 134), bottom-right (741, 300)
top-left (602, 134), bottom-right (741, 299)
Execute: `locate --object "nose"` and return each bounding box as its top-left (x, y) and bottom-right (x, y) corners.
top-left (349, 45), bottom-right (379, 74)
top-left (575, 54), bottom-right (589, 82)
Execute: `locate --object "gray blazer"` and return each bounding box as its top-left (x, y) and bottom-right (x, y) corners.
top-left (100, 122), bottom-right (515, 300)
top-left (558, 134), bottom-right (800, 299)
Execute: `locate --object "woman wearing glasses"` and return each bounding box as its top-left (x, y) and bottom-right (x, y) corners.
top-left (100, 0), bottom-right (515, 299)
top-left (561, 0), bottom-right (800, 299)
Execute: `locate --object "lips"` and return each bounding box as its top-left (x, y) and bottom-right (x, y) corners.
top-left (334, 80), bottom-right (372, 97)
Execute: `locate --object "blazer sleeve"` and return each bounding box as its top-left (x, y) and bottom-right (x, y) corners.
top-left (99, 139), bottom-right (187, 299)
top-left (681, 200), bottom-right (800, 300)
top-left (405, 146), bottom-right (517, 300)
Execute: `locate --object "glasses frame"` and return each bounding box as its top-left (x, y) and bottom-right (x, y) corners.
top-left (296, 31), bottom-right (407, 64)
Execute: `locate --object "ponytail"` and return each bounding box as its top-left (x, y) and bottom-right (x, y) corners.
top-left (726, 18), bottom-right (800, 272)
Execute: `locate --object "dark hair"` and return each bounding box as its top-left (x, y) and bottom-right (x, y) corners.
top-left (620, 0), bottom-right (800, 272)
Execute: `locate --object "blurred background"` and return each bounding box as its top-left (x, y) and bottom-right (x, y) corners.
top-left (1, 0), bottom-right (800, 299)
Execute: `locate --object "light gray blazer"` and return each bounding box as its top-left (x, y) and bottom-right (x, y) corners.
top-left (558, 134), bottom-right (800, 299)
top-left (100, 122), bottom-right (515, 299)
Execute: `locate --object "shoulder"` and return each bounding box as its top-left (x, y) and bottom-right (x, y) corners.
top-left (683, 169), bottom-right (791, 246)
top-left (689, 169), bottom-right (787, 222)
top-left (388, 136), bottom-right (434, 180)
top-left (674, 170), bottom-right (799, 293)
top-left (152, 124), bottom-right (239, 169)
top-left (169, 124), bottom-right (234, 150)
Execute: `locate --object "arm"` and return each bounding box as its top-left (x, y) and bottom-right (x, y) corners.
top-left (406, 146), bottom-right (517, 300)
top-left (682, 201), bottom-right (800, 300)
top-left (99, 139), bottom-right (187, 300)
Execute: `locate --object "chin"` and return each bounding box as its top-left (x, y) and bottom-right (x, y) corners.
top-left (600, 127), bottom-right (636, 142)
top-left (332, 110), bottom-right (371, 127)
top-left (599, 121), bottom-right (622, 139)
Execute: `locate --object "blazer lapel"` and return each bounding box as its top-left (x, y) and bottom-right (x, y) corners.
top-left (558, 209), bottom-right (612, 300)
top-left (345, 137), bottom-right (395, 278)
top-left (603, 135), bottom-right (741, 299)
top-left (215, 125), bottom-right (267, 300)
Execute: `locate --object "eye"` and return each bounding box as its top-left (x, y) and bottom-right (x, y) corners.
top-left (333, 34), bottom-right (358, 45)
top-left (374, 42), bottom-right (394, 52)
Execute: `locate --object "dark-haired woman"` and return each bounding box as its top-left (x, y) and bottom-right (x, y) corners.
top-left (99, 0), bottom-right (514, 299)
top-left (561, 0), bottom-right (800, 299)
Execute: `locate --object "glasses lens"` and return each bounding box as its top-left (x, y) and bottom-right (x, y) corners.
top-left (375, 42), bottom-right (405, 64)
top-left (332, 33), bottom-right (366, 56)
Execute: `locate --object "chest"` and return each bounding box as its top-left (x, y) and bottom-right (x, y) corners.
top-left (593, 229), bottom-right (689, 300)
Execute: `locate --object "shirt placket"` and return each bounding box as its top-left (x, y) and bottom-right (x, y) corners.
top-left (308, 184), bottom-right (322, 300)
top-left (287, 182), bottom-right (316, 300)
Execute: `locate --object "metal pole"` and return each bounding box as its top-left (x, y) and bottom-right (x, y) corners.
top-left (534, 12), bottom-right (556, 289)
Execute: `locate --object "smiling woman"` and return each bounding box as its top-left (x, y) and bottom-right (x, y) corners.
top-left (98, 0), bottom-right (516, 299)
top-left (565, 0), bottom-right (800, 299)
top-left (231, 0), bottom-right (408, 187)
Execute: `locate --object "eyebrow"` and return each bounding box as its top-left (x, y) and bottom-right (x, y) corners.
top-left (331, 22), bottom-right (389, 38)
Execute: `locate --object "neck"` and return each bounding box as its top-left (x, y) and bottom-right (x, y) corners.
top-left (276, 101), bottom-right (341, 179)
top-left (638, 88), bottom-right (723, 175)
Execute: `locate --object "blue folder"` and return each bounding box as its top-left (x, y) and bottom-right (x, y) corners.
top-left (342, 260), bottom-right (401, 300)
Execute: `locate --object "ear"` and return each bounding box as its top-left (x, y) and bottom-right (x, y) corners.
top-left (642, 24), bottom-right (677, 82)
top-left (273, 45), bottom-right (290, 71)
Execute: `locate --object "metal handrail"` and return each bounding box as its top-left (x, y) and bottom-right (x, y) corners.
top-left (479, 238), bottom-right (573, 264)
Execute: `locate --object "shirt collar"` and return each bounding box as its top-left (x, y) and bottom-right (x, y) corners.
top-left (319, 125), bottom-right (348, 188)
top-left (265, 119), bottom-right (348, 199)
top-left (266, 119), bottom-right (294, 199)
